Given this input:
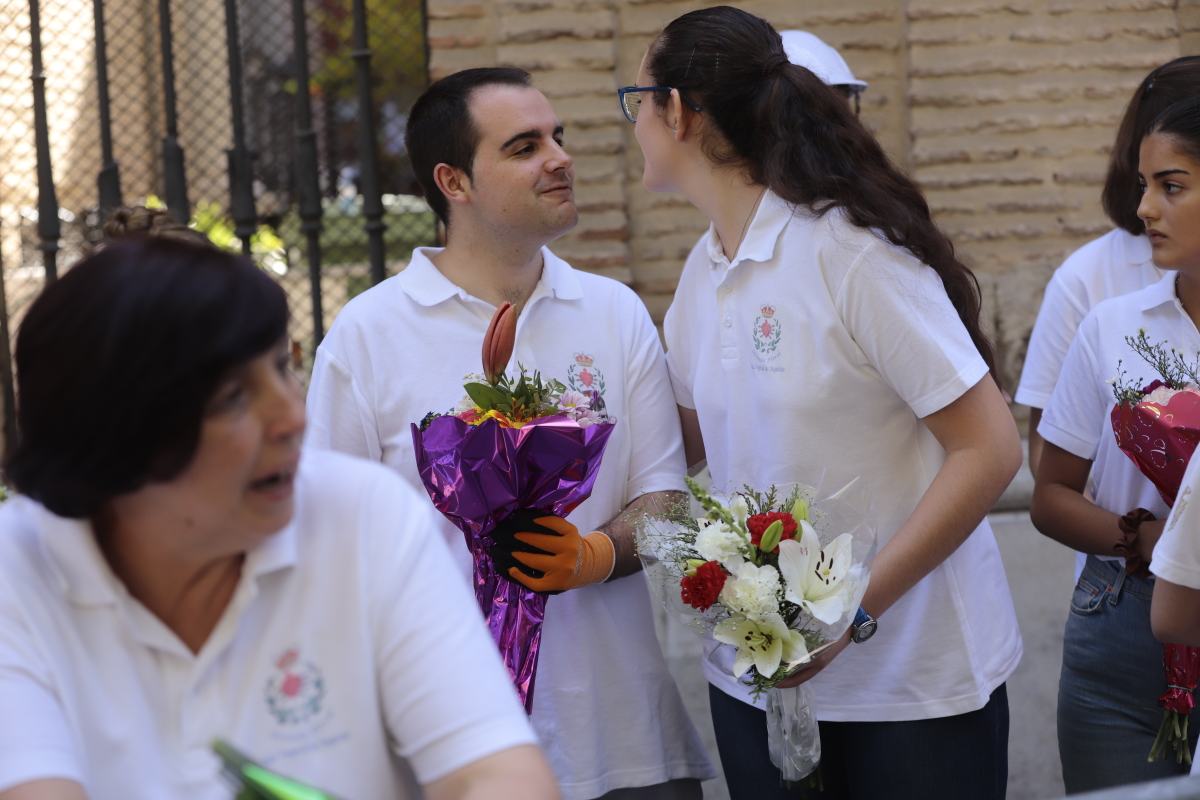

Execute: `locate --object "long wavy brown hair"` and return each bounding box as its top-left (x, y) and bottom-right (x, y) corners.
top-left (647, 6), bottom-right (997, 376)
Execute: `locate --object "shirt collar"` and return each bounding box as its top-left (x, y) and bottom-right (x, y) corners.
top-left (704, 190), bottom-right (795, 278)
top-left (1122, 230), bottom-right (1155, 268)
top-left (396, 245), bottom-right (583, 307)
top-left (1137, 270), bottom-right (1180, 312)
top-left (30, 500), bottom-right (118, 606)
top-left (31, 499), bottom-right (299, 608)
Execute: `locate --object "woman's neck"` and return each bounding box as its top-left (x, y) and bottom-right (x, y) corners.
top-left (683, 169), bottom-right (768, 261)
top-left (96, 506), bottom-right (244, 654)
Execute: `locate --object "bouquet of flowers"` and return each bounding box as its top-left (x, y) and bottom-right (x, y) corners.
top-left (1111, 330), bottom-right (1200, 508)
top-left (1111, 330), bottom-right (1200, 763)
top-left (410, 302), bottom-right (616, 713)
top-left (637, 476), bottom-right (875, 781)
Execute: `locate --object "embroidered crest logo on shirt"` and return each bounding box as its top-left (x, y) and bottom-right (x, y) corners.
top-left (567, 353), bottom-right (606, 396)
top-left (265, 648), bottom-right (326, 725)
top-left (752, 305), bottom-right (782, 360)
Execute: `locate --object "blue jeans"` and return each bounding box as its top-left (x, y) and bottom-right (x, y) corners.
top-left (1058, 556), bottom-right (1200, 794)
top-left (708, 683), bottom-right (1009, 800)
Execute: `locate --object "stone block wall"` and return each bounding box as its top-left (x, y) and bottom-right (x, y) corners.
top-left (429, 0), bottom-right (1196, 393)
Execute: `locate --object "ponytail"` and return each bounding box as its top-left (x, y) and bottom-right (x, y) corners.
top-left (648, 6), bottom-right (998, 379)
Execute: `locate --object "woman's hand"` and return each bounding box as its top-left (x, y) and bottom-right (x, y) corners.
top-left (775, 630), bottom-right (852, 688)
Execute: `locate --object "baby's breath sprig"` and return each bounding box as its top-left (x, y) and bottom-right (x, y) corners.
top-left (1112, 330), bottom-right (1200, 405)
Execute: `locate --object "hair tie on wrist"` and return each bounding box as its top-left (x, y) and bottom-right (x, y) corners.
top-left (1116, 507), bottom-right (1156, 576)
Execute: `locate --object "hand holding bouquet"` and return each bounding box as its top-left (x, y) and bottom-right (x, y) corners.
top-left (411, 302), bottom-right (616, 713)
top-left (637, 477), bottom-right (875, 780)
top-left (1111, 330), bottom-right (1200, 763)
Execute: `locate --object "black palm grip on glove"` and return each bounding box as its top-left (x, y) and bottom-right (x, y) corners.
top-left (489, 508), bottom-right (561, 581)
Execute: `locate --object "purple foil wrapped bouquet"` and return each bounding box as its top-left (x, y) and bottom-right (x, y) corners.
top-left (411, 302), bottom-right (615, 712)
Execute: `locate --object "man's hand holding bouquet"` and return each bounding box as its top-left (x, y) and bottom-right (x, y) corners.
top-left (1111, 330), bottom-right (1200, 764)
top-left (411, 302), bottom-right (616, 713)
top-left (637, 477), bottom-right (875, 781)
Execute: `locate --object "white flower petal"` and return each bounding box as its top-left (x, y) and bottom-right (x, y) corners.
top-left (753, 631), bottom-right (784, 677)
top-left (781, 629), bottom-right (811, 667)
top-left (803, 592), bottom-right (848, 626)
top-left (776, 538), bottom-right (811, 605)
top-left (807, 532), bottom-right (853, 601)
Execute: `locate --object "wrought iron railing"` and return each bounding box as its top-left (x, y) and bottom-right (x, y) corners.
top-left (0, 0), bottom-right (435, 445)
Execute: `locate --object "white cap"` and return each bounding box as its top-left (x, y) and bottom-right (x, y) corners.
top-left (780, 30), bottom-right (867, 91)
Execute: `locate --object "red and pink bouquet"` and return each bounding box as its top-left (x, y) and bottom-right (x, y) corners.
top-left (1111, 329), bottom-right (1200, 763)
top-left (637, 477), bottom-right (875, 781)
top-left (411, 303), bottom-right (615, 713)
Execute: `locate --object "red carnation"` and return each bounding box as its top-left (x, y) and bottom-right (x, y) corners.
top-left (746, 512), bottom-right (798, 551)
top-left (681, 561), bottom-right (728, 611)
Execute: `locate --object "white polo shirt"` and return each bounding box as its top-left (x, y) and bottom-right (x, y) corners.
top-left (1016, 229), bottom-right (1161, 410)
top-left (0, 449), bottom-right (536, 798)
top-left (1154, 453), bottom-right (1200, 590)
top-left (663, 190), bottom-right (1022, 722)
top-left (1153, 439), bottom-right (1200, 778)
top-left (1040, 273), bottom-right (1196, 567)
top-left (306, 247), bottom-right (715, 799)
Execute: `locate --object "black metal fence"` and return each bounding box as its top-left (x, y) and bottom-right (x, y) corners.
top-left (0, 0), bottom-right (434, 443)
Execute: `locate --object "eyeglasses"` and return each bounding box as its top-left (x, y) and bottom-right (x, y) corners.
top-left (616, 85), bottom-right (702, 123)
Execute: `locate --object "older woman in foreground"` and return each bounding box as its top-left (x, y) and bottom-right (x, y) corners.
top-left (0, 237), bottom-right (558, 800)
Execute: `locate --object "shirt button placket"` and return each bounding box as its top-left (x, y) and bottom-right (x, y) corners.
top-left (718, 288), bottom-right (738, 362)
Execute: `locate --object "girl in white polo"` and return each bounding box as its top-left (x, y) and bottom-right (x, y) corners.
top-left (1033, 96), bottom-right (1200, 793)
top-left (1017, 57), bottom-right (1200, 478)
top-left (623, 7), bottom-right (1022, 799)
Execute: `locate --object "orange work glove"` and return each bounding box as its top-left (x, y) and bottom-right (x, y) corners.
top-left (489, 510), bottom-right (615, 593)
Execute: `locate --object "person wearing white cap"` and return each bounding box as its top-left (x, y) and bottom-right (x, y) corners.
top-left (781, 30), bottom-right (867, 114)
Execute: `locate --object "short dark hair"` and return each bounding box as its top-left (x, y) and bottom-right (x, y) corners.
top-left (5, 237), bottom-right (288, 518)
top-left (405, 67), bottom-right (532, 226)
top-left (1149, 95), bottom-right (1200, 164)
top-left (1103, 56), bottom-right (1200, 235)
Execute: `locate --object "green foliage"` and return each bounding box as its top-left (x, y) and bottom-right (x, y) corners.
top-left (685, 475), bottom-right (736, 527)
top-left (1112, 329), bottom-right (1200, 405)
top-left (465, 365), bottom-right (566, 421)
top-left (277, 199), bottom-right (436, 272)
top-left (739, 484), bottom-right (805, 518)
top-left (311, 0), bottom-right (426, 107)
top-left (143, 195), bottom-right (286, 271)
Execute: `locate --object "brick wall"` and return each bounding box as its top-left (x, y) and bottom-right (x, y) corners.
top-left (426, 0), bottom-right (1196, 392)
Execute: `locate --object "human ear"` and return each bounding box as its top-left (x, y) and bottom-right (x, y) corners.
top-left (667, 89), bottom-right (692, 141)
top-left (433, 163), bottom-right (471, 210)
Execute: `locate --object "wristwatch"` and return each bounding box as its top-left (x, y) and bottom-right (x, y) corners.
top-left (850, 606), bottom-right (878, 644)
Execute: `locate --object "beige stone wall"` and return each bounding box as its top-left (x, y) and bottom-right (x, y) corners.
top-left (427, 0), bottom-right (1197, 393)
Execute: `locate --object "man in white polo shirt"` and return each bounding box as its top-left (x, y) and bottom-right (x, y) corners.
top-left (305, 67), bottom-right (714, 800)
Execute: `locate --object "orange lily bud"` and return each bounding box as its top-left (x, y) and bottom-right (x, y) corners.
top-left (482, 302), bottom-right (516, 383)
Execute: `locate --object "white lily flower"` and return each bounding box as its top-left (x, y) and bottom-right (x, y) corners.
top-left (777, 524), bottom-right (853, 625)
top-left (714, 612), bottom-right (809, 678)
top-left (718, 561), bottom-right (782, 620)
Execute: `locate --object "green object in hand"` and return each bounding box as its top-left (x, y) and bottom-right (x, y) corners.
top-left (213, 739), bottom-right (337, 800)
